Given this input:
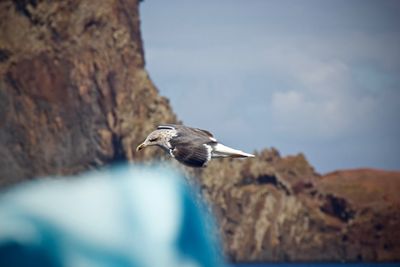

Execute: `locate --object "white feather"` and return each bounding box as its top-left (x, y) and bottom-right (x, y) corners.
top-left (211, 143), bottom-right (255, 158)
top-left (209, 137), bottom-right (217, 142)
top-left (203, 144), bottom-right (212, 162)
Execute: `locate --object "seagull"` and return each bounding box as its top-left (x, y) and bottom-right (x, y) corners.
top-left (136, 124), bottom-right (255, 167)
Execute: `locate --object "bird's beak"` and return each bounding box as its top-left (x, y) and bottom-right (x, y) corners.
top-left (136, 142), bottom-right (146, 151)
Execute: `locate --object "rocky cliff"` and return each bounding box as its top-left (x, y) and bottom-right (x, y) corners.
top-left (201, 152), bottom-right (400, 261)
top-left (1, 0), bottom-right (399, 262)
top-left (0, 0), bottom-right (176, 187)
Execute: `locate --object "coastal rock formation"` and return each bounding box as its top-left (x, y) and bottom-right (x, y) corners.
top-left (316, 169), bottom-right (400, 261)
top-left (0, 0), bottom-right (176, 186)
top-left (0, 0), bottom-right (399, 262)
top-left (201, 153), bottom-right (400, 261)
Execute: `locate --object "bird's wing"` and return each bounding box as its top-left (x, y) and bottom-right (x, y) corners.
top-left (170, 143), bottom-right (210, 167)
top-left (157, 124), bottom-right (176, 130)
top-left (191, 127), bottom-right (214, 138)
top-left (169, 129), bottom-right (213, 167)
top-left (175, 125), bottom-right (216, 140)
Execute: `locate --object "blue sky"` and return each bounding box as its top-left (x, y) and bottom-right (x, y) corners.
top-left (140, 0), bottom-right (400, 173)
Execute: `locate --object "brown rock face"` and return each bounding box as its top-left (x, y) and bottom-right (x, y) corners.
top-left (201, 153), bottom-right (400, 262)
top-left (316, 169), bottom-right (400, 261)
top-left (1, 0), bottom-right (399, 263)
top-left (0, 0), bottom-right (176, 186)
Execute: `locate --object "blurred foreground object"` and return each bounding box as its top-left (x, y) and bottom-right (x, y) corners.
top-left (0, 165), bottom-right (222, 267)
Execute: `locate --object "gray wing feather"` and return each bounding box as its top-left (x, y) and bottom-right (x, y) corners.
top-left (171, 144), bottom-right (209, 167)
top-left (169, 126), bottom-right (214, 167)
top-left (158, 124), bottom-right (216, 167)
top-left (171, 125), bottom-right (216, 141)
top-left (158, 124), bottom-right (214, 138)
top-left (192, 127), bottom-right (214, 138)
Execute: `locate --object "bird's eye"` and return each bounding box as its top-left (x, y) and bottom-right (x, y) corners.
top-left (149, 137), bottom-right (158, 142)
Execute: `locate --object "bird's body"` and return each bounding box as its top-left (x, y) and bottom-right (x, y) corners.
top-left (137, 124), bottom-right (254, 167)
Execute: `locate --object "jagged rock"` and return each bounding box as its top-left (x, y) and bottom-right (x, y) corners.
top-left (199, 153), bottom-right (400, 261)
top-left (1, 0), bottom-right (399, 263)
top-left (0, 0), bottom-right (176, 186)
top-left (316, 169), bottom-right (400, 261)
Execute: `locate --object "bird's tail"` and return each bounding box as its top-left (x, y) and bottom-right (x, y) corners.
top-left (212, 143), bottom-right (255, 158)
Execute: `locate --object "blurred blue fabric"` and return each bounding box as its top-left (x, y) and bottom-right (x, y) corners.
top-left (0, 165), bottom-right (222, 267)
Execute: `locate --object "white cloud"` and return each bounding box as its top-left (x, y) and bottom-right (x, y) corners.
top-left (256, 35), bottom-right (394, 140)
top-left (270, 88), bottom-right (377, 139)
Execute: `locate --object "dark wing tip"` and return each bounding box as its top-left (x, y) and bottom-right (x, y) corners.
top-left (157, 124), bottom-right (176, 130)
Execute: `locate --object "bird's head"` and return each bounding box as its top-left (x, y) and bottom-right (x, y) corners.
top-left (136, 130), bottom-right (168, 151)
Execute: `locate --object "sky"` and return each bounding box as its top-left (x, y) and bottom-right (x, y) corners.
top-left (139, 0), bottom-right (400, 174)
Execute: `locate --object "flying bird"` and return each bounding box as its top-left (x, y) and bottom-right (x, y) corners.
top-left (136, 124), bottom-right (255, 167)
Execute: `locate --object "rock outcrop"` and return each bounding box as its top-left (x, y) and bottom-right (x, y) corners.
top-left (0, 0), bottom-right (176, 187)
top-left (1, 0), bottom-right (399, 262)
top-left (200, 152), bottom-right (400, 262)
